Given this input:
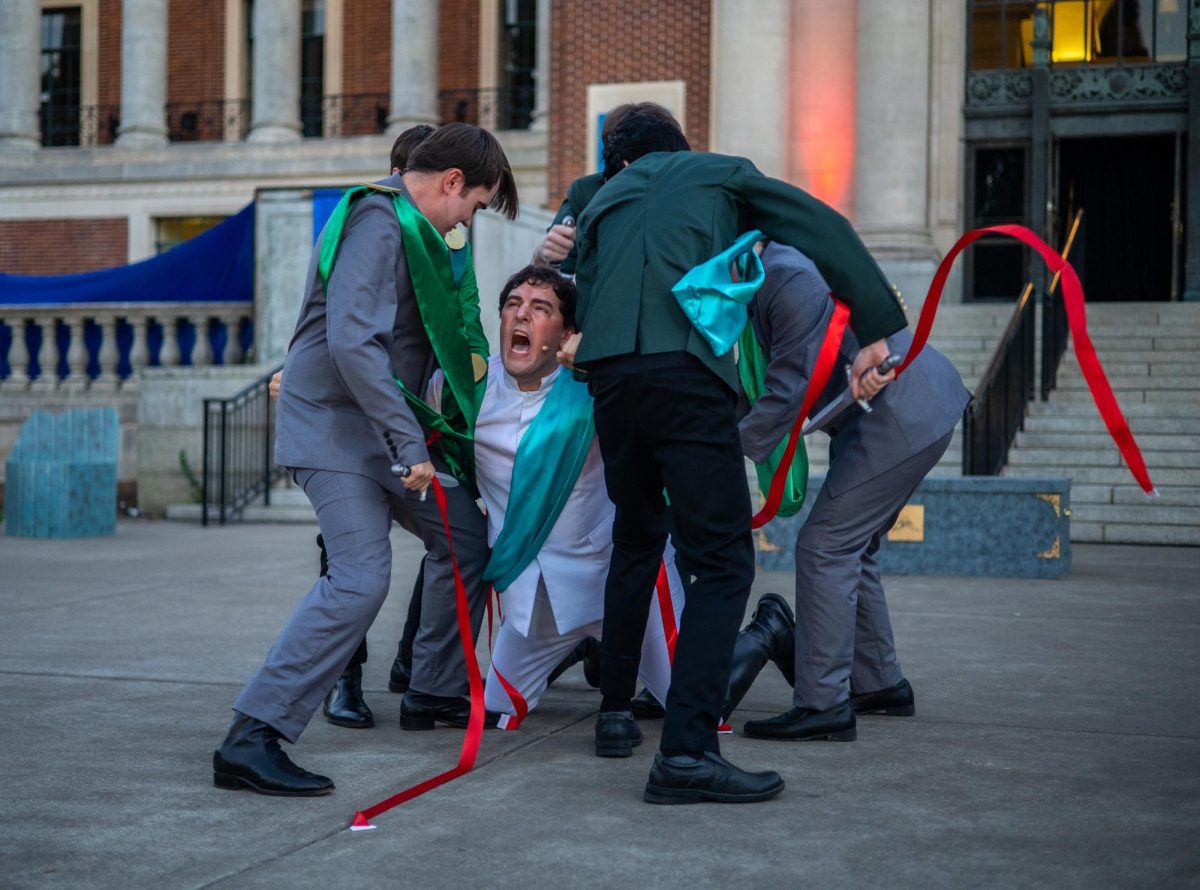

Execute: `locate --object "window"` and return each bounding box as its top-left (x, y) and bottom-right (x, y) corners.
top-left (967, 0), bottom-right (1188, 70)
top-left (40, 7), bottom-right (82, 146)
top-left (155, 217), bottom-right (226, 254)
top-left (499, 0), bottom-right (536, 130)
top-left (969, 147), bottom-right (1028, 300)
top-left (301, 0), bottom-right (325, 137)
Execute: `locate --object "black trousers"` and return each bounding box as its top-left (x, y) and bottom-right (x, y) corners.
top-left (588, 352), bottom-right (756, 756)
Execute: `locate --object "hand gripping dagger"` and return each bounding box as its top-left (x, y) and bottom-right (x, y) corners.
top-left (801, 353), bottom-right (903, 437)
top-left (390, 463), bottom-right (459, 501)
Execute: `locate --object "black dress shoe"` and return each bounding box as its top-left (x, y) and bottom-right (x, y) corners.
top-left (851, 677), bottom-right (915, 716)
top-left (399, 692), bottom-right (500, 730)
top-left (629, 687), bottom-right (665, 719)
top-left (389, 643), bottom-right (413, 694)
top-left (742, 701), bottom-right (856, 741)
top-left (722, 592), bottom-right (797, 719)
top-left (323, 663), bottom-right (374, 728)
top-left (212, 712), bottom-right (334, 797)
top-left (546, 637), bottom-right (599, 688)
top-left (644, 751), bottom-right (784, 805)
top-left (594, 710), bottom-right (643, 758)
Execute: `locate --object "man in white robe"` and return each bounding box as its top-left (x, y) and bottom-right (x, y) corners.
top-left (426, 265), bottom-right (684, 737)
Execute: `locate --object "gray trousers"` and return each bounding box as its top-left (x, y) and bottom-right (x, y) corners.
top-left (792, 431), bottom-right (953, 711)
top-left (234, 465), bottom-right (488, 742)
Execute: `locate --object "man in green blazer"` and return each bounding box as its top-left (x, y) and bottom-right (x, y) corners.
top-left (569, 112), bottom-right (907, 805)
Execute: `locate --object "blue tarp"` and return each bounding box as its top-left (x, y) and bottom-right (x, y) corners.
top-left (0, 202), bottom-right (255, 306)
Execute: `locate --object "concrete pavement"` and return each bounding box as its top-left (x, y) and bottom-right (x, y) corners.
top-left (1, 520), bottom-right (1197, 888)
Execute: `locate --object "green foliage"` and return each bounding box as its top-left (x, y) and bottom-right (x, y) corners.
top-left (178, 449), bottom-right (203, 504)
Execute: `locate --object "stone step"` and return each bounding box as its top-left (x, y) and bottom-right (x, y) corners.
top-left (1052, 374), bottom-right (1199, 391)
top-left (1027, 400), bottom-right (1199, 418)
top-left (1069, 520), bottom-right (1200, 546)
top-left (1022, 415), bottom-right (1200, 434)
top-left (1071, 502), bottom-right (1200, 526)
top-left (1069, 483), bottom-right (1200, 506)
top-left (1004, 464), bottom-right (1200, 486)
top-left (1015, 430), bottom-right (1200, 451)
top-left (1058, 359), bottom-right (1198, 377)
top-left (1007, 447), bottom-right (1197, 469)
top-left (1042, 387), bottom-right (1194, 403)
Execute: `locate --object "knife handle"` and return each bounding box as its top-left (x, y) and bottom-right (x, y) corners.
top-left (390, 463), bottom-right (411, 478)
top-left (855, 354), bottom-right (903, 411)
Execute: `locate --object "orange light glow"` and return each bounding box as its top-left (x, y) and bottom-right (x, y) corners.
top-left (787, 1), bottom-right (857, 217)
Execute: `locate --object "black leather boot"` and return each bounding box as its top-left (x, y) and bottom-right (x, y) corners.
top-left (212, 712), bottom-right (334, 796)
top-left (323, 663), bottom-right (374, 728)
top-left (546, 637), bottom-right (599, 687)
top-left (389, 641), bottom-right (413, 694)
top-left (721, 592), bottom-right (796, 719)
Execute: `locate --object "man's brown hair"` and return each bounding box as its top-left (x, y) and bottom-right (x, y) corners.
top-left (389, 124), bottom-right (435, 172)
top-left (405, 123), bottom-right (519, 220)
top-left (601, 101), bottom-right (681, 142)
top-left (497, 265), bottom-right (577, 331)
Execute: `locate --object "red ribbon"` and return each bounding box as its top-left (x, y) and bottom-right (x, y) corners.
top-left (750, 299), bottom-right (851, 529)
top-left (350, 476), bottom-right (486, 829)
top-left (903, 224), bottom-right (1156, 495)
top-left (491, 665), bottom-right (529, 731)
top-left (654, 560), bottom-right (678, 664)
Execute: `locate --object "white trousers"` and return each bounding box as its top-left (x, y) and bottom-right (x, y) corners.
top-left (484, 567), bottom-right (685, 722)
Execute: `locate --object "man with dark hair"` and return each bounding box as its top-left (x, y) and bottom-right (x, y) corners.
top-left (533, 101), bottom-right (682, 274)
top-left (389, 124), bottom-right (436, 174)
top-left (424, 264), bottom-right (683, 727)
top-left (566, 112), bottom-right (908, 805)
top-left (213, 123), bottom-right (518, 798)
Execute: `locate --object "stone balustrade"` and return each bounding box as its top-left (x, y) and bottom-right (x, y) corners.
top-left (0, 302), bottom-right (254, 389)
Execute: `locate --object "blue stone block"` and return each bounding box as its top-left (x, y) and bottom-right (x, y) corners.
top-left (756, 475), bottom-right (1071, 579)
top-left (4, 407), bottom-right (118, 538)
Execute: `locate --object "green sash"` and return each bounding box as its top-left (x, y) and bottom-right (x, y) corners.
top-left (484, 371), bottom-right (595, 592)
top-left (317, 185), bottom-right (484, 489)
top-left (737, 314), bottom-right (809, 518)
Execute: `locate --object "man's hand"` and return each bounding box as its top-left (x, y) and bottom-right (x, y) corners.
top-left (269, 370), bottom-right (283, 400)
top-left (556, 332), bottom-right (582, 369)
top-left (849, 339), bottom-right (896, 401)
top-left (534, 223), bottom-right (576, 267)
top-left (402, 460), bottom-right (436, 495)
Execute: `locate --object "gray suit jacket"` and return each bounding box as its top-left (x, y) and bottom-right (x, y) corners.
top-left (738, 242), bottom-right (971, 497)
top-left (275, 174), bottom-right (434, 481)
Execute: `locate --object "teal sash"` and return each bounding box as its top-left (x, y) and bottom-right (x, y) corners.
top-left (670, 230), bottom-right (766, 357)
top-left (484, 371), bottom-right (595, 592)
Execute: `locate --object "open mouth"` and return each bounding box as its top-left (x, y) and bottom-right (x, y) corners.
top-left (509, 331), bottom-right (532, 356)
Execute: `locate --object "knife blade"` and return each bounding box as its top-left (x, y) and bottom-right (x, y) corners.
top-left (801, 353), bottom-right (902, 436)
top-left (390, 464), bottom-right (460, 501)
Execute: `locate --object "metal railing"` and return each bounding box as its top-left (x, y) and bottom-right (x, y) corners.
top-left (438, 86), bottom-right (536, 131)
top-left (962, 282), bottom-right (1037, 475)
top-left (962, 209), bottom-right (1083, 475)
top-left (201, 364), bottom-right (284, 526)
top-left (40, 103), bottom-right (120, 147)
top-left (319, 92), bottom-right (390, 137)
top-left (1041, 210), bottom-right (1084, 400)
top-left (166, 99), bottom-right (250, 142)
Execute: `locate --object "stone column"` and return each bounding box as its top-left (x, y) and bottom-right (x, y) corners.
top-left (387, 0), bottom-right (439, 135)
top-left (116, 0), bottom-right (169, 147)
top-left (709, 0), bottom-right (789, 177)
top-left (853, 0), bottom-right (938, 309)
top-left (528, 0), bottom-right (551, 131)
top-left (247, 0), bottom-right (302, 143)
top-left (0, 2), bottom-right (41, 150)
top-left (5, 319), bottom-right (30, 385)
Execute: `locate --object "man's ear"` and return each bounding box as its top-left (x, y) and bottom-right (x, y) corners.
top-left (440, 168), bottom-right (465, 195)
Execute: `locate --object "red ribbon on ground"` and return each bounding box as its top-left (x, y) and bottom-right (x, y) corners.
top-left (350, 476), bottom-right (486, 830)
top-left (654, 560), bottom-right (678, 664)
top-left (491, 666), bottom-right (529, 731)
top-left (750, 299), bottom-right (851, 529)
top-left (901, 224), bottom-right (1156, 495)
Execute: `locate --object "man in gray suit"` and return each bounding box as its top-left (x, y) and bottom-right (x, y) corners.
top-left (213, 124), bottom-right (519, 797)
top-left (739, 242), bottom-right (970, 742)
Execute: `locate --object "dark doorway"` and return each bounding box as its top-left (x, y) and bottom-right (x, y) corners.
top-left (1056, 135), bottom-right (1175, 301)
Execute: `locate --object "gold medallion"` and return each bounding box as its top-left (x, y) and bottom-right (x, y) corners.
top-left (472, 353), bottom-right (488, 381)
top-left (445, 228), bottom-right (467, 250)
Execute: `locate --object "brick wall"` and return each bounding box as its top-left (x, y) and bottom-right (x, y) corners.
top-left (343, 0), bottom-right (391, 96)
top-left (547, 0), bottom-right (711, 208)
top-left (167, 0), bottom-right (224, 102)
top-left (438, 0), bottom-right (480, 95)
top-left (97, 0), bottom-right (122, 144)
top-left (0, 219), bottom-right (128, 276)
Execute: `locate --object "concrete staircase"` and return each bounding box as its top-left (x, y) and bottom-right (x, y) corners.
top-left (166, 483), bottom-right (316, 523)
top-left (1003, 302), bottom-right (1200, 546)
